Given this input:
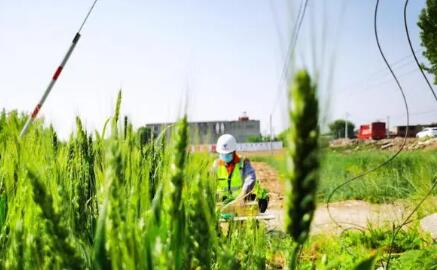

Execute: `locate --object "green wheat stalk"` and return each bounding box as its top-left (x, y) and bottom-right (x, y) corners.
top-left (112, 90), bottom-right (122, 137)
top-left (186, 160), bottom-right (217, 269)
top-left (28, 169), bottom-right (85, 269)
top-left (285, 70), bottom-right (320, 269)
top-left (168, 115), bottom-right (189, 270)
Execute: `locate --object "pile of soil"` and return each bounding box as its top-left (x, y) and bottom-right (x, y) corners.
top-left (329, 137), bottom-right (437, 151)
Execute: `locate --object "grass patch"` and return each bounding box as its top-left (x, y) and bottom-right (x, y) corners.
top-left (252, 150), bottom-right (437, 203)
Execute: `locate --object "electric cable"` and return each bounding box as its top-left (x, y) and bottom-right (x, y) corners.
top-left (270, 0), bottom-right (309, 117)
top-left (383, 0), bottom-right (437, 267)
top-left (326, 0), bottom-right (410, 233)
top-left (385, 177), bottom-right (437, 269)
top-left (328, 2), bottom-right (436, 269)
top-left (404, 0), bottom-right (437, 103)
top-left (337, 52), bottom-right (418, 95)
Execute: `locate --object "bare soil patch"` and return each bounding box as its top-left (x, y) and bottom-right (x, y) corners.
top-left (252, 161), bottom-right (437, 239)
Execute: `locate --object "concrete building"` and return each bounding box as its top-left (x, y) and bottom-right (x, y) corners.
top-left (146, 113), bottom-right (261, 144)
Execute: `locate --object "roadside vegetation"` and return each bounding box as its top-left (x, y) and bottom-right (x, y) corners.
top-left (1, 69), bottom-right (436, 269)
top-left (253, 149), bottom-right (437, 204)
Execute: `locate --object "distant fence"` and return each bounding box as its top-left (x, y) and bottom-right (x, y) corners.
top-left (235, 142), bottom-right (283, 152)
top-left (193, 141), bottom-right (283, 153)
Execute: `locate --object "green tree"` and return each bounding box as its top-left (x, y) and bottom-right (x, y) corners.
top-left (277, 129), bottom-right (289, 146)
top-left (418, 0), bottom-right (437, 84)
top-left (328, 119), bottom-right (355, 139)
top-left (247, 134), bottom-right (274, 143)
top-left (247, 134), bottom-right (263, 143)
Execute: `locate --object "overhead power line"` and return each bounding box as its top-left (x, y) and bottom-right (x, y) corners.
top-left (404, 0), bottom-right (437, 102)
top-left (269, 0), bottom-right (310, 118)
top-left (337, 52), bottom-right (420, 96)
top-left (327, 4), bottom-right (411, 269)
top-left (339, 66), bottom-right (420, 97)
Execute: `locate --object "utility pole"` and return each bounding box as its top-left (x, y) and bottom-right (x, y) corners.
top-left (386, 115), bottom-right (390, 138)
top-left (269, 114), bottom-right (273, 155)
top-left (345, 112), bottom-right (349, 139)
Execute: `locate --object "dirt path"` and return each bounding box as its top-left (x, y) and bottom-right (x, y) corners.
top-left (252, 161), bottom-right (437, 239)
top-left (252, 161), bottom-right (284, 209)
top-left (265, 201), bottom-right (409, 235)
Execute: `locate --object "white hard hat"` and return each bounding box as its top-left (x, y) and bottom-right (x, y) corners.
top-left (216, 134), bottom-right (237, 154)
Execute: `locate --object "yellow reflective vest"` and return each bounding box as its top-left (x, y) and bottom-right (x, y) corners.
top-left (216, 158), bottom-right (244, 201)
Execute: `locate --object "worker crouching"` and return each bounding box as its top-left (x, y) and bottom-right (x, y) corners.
top-left (214, 134), bottom-right (256, 203)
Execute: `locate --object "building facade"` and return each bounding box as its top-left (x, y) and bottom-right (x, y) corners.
top-left (146, 115), bottom-right (261, 144)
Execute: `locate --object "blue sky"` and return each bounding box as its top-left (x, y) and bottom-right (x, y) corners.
top-left (330, 1), bottom-right (436, 131)
top-left (0, 0), bottom-right (436, 138)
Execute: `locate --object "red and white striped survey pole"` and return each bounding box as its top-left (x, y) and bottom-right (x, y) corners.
top-left (19, 33), bottom-right (81, 137)
top-left (19, 0), bottom-right (99, 138)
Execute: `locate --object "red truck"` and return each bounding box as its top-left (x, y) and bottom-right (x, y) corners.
top-left (358, 122), bottom-right (386, 140)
